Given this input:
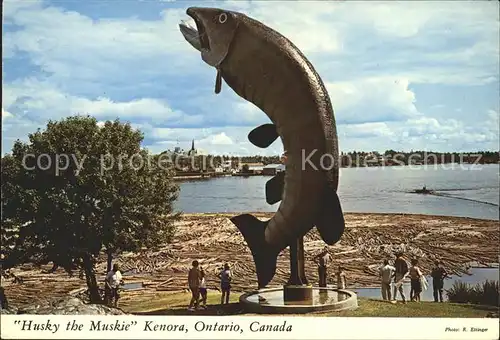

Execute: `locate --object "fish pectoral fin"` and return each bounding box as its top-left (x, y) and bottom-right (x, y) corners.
top-left (315, 187), bottom-right (345, 245)
top-left (229, 214), bottom-right (277, 288)
top-left (265, 171), bottom-right (285, 205)
top-left (215, 69), bottom-right (222, 94)
top-left (248, 124), bottom-right (279, 148)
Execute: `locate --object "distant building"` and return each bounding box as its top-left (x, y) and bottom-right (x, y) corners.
top-left (238, 162), bottom-right (265, 174)
top-left (221, 160), bottom-right (232, 172)
top-left (248, 165), bottom-right (264, 174)
top-left (263, 164), bottom-right (285, 176)
top-left (187, 139), bottom-right (198, 156)
top-left (238, 162), bottom-right (264, 170)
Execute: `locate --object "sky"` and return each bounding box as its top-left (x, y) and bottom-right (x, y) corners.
top-left (2, 0), bottom-right (499, 156)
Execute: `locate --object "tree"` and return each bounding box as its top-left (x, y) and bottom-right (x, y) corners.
top-left (1, 116), bottom-right (180, 303)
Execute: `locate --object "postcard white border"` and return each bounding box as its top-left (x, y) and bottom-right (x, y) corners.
top-left (1, 315), bottom-right (499, 339)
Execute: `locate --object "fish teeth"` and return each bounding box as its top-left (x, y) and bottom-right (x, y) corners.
top-left (180, 18), bottom-right (197, 31)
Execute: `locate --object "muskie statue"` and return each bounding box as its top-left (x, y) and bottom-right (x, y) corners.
top-left (179, 7), bottom-right (345, 289)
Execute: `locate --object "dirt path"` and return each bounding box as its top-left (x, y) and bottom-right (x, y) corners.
top-left (2, 213), bottom-right (498, 307)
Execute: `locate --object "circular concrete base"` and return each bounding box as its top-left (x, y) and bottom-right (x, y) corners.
top-left (240, 286), bottom-right (358, 314)
top-left (283, 285), bottom-right (313, 303)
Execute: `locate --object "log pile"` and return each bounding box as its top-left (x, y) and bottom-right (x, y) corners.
top-left (3, 213), bottom-right (498, 307)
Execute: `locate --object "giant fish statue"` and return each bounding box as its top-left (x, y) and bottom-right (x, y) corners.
top-left (179, 7), bottom-right (345, 288)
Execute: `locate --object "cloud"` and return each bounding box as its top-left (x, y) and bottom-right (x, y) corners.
top-left (1, 114), bottom-right (41, 155)
top-left (339, 122), bottom-right (395, 139)
top-left (338, 108), bottom-right (499, 152)
top-left (2, 108), bottom-right (14, 121)
top-left (327, 77), bottom-right (420, 124)
top-left (345, 1), bottom-right (497, 39)
top-left (2, 0), bottom-right (498, 155)
top-left (204, 132), bottom-right (234, 145)
top-left (4, 78), bottom-right (188, 125)
top-left (487, 110), bottom-right (499, 128)
top-left (142, 125), bottom-right (282, 156)
top-left (2, 0), bottom-right (204, 96)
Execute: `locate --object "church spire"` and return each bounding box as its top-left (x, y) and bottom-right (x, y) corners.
top-left (191, 139), bottom-right (195, 151)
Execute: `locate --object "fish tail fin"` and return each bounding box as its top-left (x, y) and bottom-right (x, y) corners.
top-left (230, 214), bottom-right (277, 288)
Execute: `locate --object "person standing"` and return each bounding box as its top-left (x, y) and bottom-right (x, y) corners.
top-left (379, 259), bottom-right (395, 301)
top-left (336, 265), bottom-right (347, 289)
top-left (199, 268), bottom-right (208, 309)
top-left (408, 258), bottom-right (424, 302)
top-left (105, 264), bottom-right (124, 308)
top-left (392, 252), bottom-right (408, 303)
top-left (314, 247), bottom-right (332, 288)
top-left (431, 260), bottom-right (448, 302)
top-left (218, 263), bottom-right (232, 305)
top-left (187, 260), bottom-right (201, 311)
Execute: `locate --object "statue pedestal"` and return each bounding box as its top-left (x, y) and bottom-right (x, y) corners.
top-left (283, 284), bottom-right (313, 305)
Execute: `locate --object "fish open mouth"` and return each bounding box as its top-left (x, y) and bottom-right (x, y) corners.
top-left (179, 10), bottom-right (210, 52)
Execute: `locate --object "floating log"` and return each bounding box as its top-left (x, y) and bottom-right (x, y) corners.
top-left (3, 213), bottom-right (498, 307)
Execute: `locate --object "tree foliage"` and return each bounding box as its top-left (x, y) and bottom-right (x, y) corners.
top-left (1, 116), bottom-right (180, 302)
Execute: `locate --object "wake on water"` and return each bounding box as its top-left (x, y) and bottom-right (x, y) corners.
top-left (431, 192), bottom-right (499, 207)
top-left (405, 189), bottom-right (499, 207)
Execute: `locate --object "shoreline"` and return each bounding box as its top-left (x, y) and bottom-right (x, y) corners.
top-left (2, 212), bottom-right (498, 309)
top-left (178, 211), bottom-right (500, 222)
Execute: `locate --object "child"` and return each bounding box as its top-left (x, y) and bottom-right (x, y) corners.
top-left (336, 265), bottom-right (347, 289)
top-left (408, 258), bottom-right (424, 302)
top-left (187, 260), bottom-right (201, 311)
top-left (218, 263), bottom-right (231, 304)
top-left (105, 264), bottom-right (124, 307)
top-left (199, 268), bottom-right (207, 309)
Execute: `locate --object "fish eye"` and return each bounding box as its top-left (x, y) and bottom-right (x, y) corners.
top-left (218, 13), bottom-right (228, 24)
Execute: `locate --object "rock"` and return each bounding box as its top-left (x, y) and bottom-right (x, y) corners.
top-left (1, 296), bottom-right (127, 315)
top-left (0, 307), bottom-right (18, 314)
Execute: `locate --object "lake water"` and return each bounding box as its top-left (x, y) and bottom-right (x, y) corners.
top-left (171, 164), bottom-right (498, 296)
top-left (353, 266), bottom-right (499, 302)
top-left (175, 164), bottom-right (499, 220)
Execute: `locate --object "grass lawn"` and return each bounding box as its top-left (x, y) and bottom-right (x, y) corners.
top-left (119, 290), bottom-right (498, 318)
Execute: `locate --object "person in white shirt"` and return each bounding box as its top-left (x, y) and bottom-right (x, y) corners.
top-left (199, 268), bottom-right (207, 309)
top-left (105, 264), bottom-right (123, 307)
top-left (379, 259), bottom-right (396, 301)
top-left (218, 264), bottom-right (232, 304)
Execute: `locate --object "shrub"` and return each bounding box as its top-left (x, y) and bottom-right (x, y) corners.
top-left (446, 281), bottom-right (473, 304)
top-left (474, 280), bottom-right (499, 307)
top-left (446, 280), bottom-right (499, 307)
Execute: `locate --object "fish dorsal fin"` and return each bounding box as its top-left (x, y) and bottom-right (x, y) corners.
top-left (265, 171), bottom-right (285, 205)
top-left (215, 69), bottom-right (222, 94)
top-left (248, 124), bottom-right (278, 148)
top-left (315, 187), bottom-right (345, 245)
